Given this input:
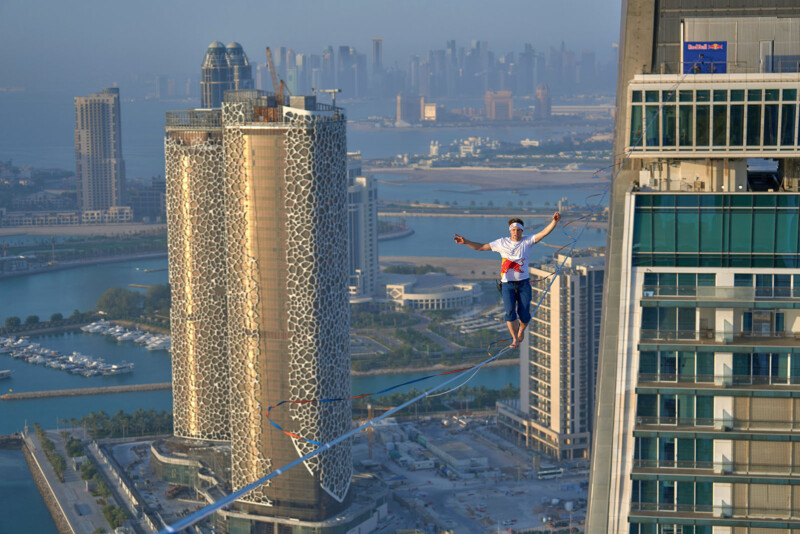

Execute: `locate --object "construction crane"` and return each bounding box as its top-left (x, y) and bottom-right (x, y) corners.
top-left (312, 88), bottom-right (341, 108)
top-left (265, 47), bottom-right (291, 105)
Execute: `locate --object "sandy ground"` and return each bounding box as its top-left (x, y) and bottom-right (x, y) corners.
top-left (365, 166), bottom-right (609, 190)
top-left (381, 256), bottom-right (502, 280)
top-left (0, 223), bottom-right (166, 237)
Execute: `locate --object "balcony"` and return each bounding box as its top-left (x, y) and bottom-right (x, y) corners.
top-left (638, 373), bottom-right (800, 388)
top-left (639, 329), bottom-right (800, 347)
top-left (629, 502), bottom-right (800, 521)
top-left (641, 285), bottom-right (800, 303)
top-left (632, 459), bottom-right (800, 477)
top-left (635, 416), bottom-right (800, 432)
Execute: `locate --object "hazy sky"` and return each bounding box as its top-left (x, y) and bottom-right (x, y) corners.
top-left (1, 0), bottom-right (621, 93)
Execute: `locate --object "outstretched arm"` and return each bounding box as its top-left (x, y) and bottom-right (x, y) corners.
top-left (533, 212), bottom-right (561, 242)
top-left (453, 234), bottom-right (491, 251)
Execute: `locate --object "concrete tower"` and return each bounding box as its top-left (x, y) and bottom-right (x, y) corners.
top-left (74, 87), bottom-right (126, 211)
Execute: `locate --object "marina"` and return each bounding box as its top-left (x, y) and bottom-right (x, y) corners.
top-left (0, 336), bottom-right (134, 377)
top-left (80, 319), bottom-right (171, 351)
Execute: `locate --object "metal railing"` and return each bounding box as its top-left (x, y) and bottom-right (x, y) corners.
top-left (636, 416), bottom-right (800, 431)
top-left (639, 329), bottom-right (799, 343)
top-left (166, 110), bottom-right (222, 128)
top-left (651, 61), bottom-right (800, 75)
top-left (632, 459), bottom-right (800, 475)
top-left (638, 373), bottom-right (799, 386)
top-left (630, 501), bottom-right (800, 519)
top-left (641, 286), bottom-right (799, 300)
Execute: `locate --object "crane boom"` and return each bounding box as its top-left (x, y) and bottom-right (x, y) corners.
top-left (265, 47), bottom-right (281, 99)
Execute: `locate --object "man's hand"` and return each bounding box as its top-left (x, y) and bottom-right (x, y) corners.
top-left (453, 234), bottom-right (465, 245)
top-left (553, 212), bottom-right (561, 222)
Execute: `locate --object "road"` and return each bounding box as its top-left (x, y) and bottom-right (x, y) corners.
top-left (25, 429), bottom-right (109, 534)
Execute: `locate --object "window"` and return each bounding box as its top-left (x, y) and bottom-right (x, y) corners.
top-left (679, 106), bottom-right (693, 146)
top-left (747, 104), bottom-right (762, 146)
top-left (646, 106), bottom-right (660, 147)
top-left (781, 104), bottom-right (796, 146)
top-left (662, 105), bottom-right (676, 146)
top-left (730, 105), bottom-right (744, 145)
top-left (696, 105), bottom-right (710, 146)
top-left (712, 105), bottom-right (727, 146)
top-left (630, 106), bottom-right (643, 145)
top-left (764, 104), bottom-right (779, 145)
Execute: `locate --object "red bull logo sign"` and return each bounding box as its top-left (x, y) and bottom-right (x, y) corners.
top-left (684, 41), bottom-right (727, 73)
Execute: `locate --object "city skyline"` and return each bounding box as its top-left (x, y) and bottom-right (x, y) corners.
top-left (0, 0), bottom-right (621, 95)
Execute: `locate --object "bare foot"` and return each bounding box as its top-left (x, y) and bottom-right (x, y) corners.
top-left (509, 340), bottom-right (519, 348)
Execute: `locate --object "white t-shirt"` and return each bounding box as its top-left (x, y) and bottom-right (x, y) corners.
top-left (490, 234), bottom-right (537, 282)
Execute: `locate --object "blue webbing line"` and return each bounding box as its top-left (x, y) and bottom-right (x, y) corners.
top-left (158, 344), bottom-right (513, 533)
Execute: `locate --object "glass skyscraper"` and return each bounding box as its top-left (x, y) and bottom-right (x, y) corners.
top-left (588, 3), bottom-right (800, 534)
top-left (200, 41), bottom-right (254, 109)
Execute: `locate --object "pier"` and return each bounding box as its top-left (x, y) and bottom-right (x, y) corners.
top-left (1, 382), bottom-right (171, 400)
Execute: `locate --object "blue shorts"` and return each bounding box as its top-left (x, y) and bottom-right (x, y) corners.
top-left (501, 280), bottom-right (532, 323)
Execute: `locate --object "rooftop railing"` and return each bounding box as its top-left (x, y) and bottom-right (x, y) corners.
top-left (165, 110), bottom-right (222, 128)
top-left (649, 60), bottom-right (800, 75)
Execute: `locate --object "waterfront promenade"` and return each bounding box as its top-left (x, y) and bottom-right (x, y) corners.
top-left (23, 429), bottom-right (106, 534)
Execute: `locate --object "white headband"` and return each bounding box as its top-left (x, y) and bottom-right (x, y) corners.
top-left (509, 222), bottom-right (524, 231)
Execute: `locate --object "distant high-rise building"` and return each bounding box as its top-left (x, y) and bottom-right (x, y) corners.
top-left (200, 41), bottom-right (253, 108)
top-left (587, 3), bottom-right (800, 533)
top-left (498, 252), bottom-right (604, 460)
top-left (321, 46), bottom-right (335, 88)
top-left (346, 152), bottom-right (378, 298)
top-left (372, 37), bottom-right (383, 75)
top-left (74, 87), bottom-right (126, 211)
top-left (534, 84), bottom-right (551, 120)
top-left (396, 93), bottom-right (422, 124)
top-left (485, 90), bottom-right (513, 120)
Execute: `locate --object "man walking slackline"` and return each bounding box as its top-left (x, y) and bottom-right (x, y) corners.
top-left (453, 212), bottom-right (561, 348)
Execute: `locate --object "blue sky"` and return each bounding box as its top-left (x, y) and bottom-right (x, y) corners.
top-left (0, 0), bottom-right (621, 93)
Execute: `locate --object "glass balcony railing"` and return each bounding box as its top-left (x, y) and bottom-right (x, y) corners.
top-left (639, 329), bottom-right (800, 344)
top-left (641, 286), bottom-right (799, 300)
top-left (635, 416), bottom-right (800, 431)
top-left (638, 373), bottom-right (800, 386)
top-left (630, 502), bottom-right (800, 519)
top-left (632, 459), bottom-right (800, 475)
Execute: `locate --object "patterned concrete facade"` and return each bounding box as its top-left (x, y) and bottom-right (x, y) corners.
top-left (165, 93), bottom-right (351, 522)
top-left (165, 110), bottom-right (229, 441)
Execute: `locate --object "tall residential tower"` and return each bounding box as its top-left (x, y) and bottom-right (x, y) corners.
top-left (498, 252), bottom-right (603, 460)
top-left (588, 3), bottom-right (800, 533)
top-left (164, 90), bottom-right (353, 531)
top-left (74, 88), bottom-right (126, 211)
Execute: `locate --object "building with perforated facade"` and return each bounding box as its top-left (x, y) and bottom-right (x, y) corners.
top-left (165, 90), bottom-right (353, 529)
top-left (74, 87), bottom-right (126, 211)
top-left (165, 108), bottom-right (229, 442)
top-left (587, 3), bottom-right (800, 534)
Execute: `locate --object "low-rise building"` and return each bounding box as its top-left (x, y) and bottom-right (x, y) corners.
top-left (381, 273), bottom-right (480, 310)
